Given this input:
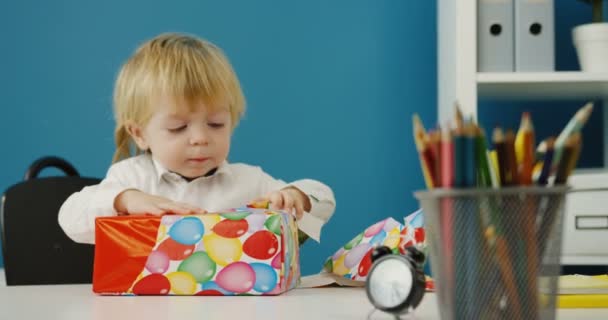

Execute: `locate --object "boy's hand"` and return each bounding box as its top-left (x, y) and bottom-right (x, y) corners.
top-left (255, 187), bottom-right (311, 220)
top-left (114, 189), bottom-right (206, 216)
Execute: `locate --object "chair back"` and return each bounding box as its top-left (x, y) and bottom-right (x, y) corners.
top-left (1, 156), bottom-right (100, 285)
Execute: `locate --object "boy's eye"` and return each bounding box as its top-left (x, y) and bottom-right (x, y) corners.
top-left (168, 125), bottom-right (187, 133)
top-left (208, 123), bottom-right (225, 129)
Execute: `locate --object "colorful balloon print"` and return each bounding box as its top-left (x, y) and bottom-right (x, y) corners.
top-left (167, 272), bottom-right (197, 295)
top-left (195, 289), bottom-right (223, 296)
top-left (383, 228), bottom-right (401, 248)
top-left (364, 219), bottom-right (386, 237)
top-left (132, 274), bottom-right (170, 295)
top-left (264, 283), bottom-right (284, 296)
top-left (212, 219), bottom-right (248, 238)
top-left (203, 233), bottom-right (242, 266)
top-left (161, 215), bottom-right (181, 226)
top-left (220, 210), bottom-right (250, 221)
top-left (369, 230), bottom-right (387, 246)
top-left (324, 215), bottom-right (427, 283)
top-left (323, 258), bottom-right (333, 273)
top-left (406, 209), bottom-right (424, 228)
top-left (414, 227), bottom-right (425, 243)
top-left (271, 251), bottom-right (282, 269)
top-left (245, 213), bottom-right (267, 233)
top-left (157, 237), bottom-right (195, 260)
top-left (201, 281), bottom-right (233, 295)
top-left (250, 263), bottom-right (278, 293)
top-left (247, 200), bottom-right (270, 209)
top-left (264, 214), bottom-right (282, 235)
top-left (145, 250), bottom-right (170, 274)
top-left (177, 252), bottom-right (216, 283)
top-left (383, 218), bottom-right (400, 232)
top-left (215, 262), bottom-right (255, 293)
top-left (344, 243), bottom-right (372, 269)
top-left (357, 249), bottom-right (373, 277)
top-left (243, 230), bottom-right (279, 260)
top-left (194, 239), bottom-right (206, 252)
top-left (344, 232), bottom-right (363, 250)
top-left (332, 254), bottom-right (349, 276)
top-left (199, 214), bottom-right (220, 231)
top-left (168, 217), bottom-right (205, 245)
top-left (157, 224), bottom-right (167, 241)
top-left (332, 247), bottom-right (345, 260)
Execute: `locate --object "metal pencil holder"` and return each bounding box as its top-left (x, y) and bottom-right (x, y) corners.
top-left (415, 186), bottom-right (568, 320)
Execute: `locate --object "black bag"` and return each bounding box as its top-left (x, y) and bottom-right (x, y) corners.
top-left (1, 156), bottom-right (100, 285)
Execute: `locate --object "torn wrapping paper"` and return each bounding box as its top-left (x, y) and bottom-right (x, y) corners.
top-left (304, 209), bottom-right (430, 289)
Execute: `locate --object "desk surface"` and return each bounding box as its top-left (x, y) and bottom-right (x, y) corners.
top-left (1, 272), bottom-right (607, 319)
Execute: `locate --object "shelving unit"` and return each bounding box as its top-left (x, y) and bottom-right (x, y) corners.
top-left (438, 1), bottom-right (608, 266)
top-left (438, 0), bottom-right (608, 165)
top-left (478, 72), bottom-right (608, 100)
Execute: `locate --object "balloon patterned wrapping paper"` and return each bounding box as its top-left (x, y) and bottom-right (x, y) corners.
top-left (92, 207), bottom-right (300, 295)
top-left (322, 209), bottom-right (428, 283)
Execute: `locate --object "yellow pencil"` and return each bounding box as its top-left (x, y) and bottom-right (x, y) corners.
top-left (515, 112), bottom-right (535, 185)
top-left (413, 114), bottom-right (436, 189)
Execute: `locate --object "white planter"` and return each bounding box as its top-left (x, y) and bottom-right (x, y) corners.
top-left (573, 22), bottom-right (608, 72)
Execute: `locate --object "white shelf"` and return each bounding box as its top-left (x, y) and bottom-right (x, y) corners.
top-left (478, 72), bottom-right (608, 100)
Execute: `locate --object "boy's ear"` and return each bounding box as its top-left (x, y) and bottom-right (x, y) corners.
top-left (125, 121), bottom-right (149, 151)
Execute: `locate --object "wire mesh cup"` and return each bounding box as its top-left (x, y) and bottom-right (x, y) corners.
top-left (415, 187), bottom-right (568, 320)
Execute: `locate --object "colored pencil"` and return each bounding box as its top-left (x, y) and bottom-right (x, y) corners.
top-left (440, 127), bottom-right (455, 188)
top-left (538, 138), bottom-right (555, 186)
top-left (493, 127), bottom-right (508, 186)
top-left (515, 112), bottom-right (535, 185)
top-left (555, 133), bottom-right (582, 185)
top-left (504, 130), bottom-right (519, 186)
top-left (474, 126), bottom-right (493, 188)
top-left (552, 102), bottom-right (593, 170)
top-left (413, 114), bottom-right (437, 189)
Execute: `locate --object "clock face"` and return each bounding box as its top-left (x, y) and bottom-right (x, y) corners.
top-left (368, 258), bottom-right (413, 309)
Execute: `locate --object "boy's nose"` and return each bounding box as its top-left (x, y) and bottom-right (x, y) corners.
top-left (189, 128), bottom-right (209, 145)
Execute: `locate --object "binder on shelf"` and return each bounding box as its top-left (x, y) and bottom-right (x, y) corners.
top-left (514, 0), bottom-right (555, 71)
top-left (478, 0), bottom-right (514, 72)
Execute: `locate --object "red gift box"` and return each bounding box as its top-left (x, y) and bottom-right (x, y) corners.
top-left (93, 208), bottom-right (300, 295)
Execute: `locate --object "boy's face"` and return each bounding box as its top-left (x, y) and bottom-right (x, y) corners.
top-left (129, 96), bottom-right (232, 179)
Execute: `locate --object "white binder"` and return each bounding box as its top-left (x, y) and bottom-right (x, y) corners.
top-left (514, 0), bottom-right (555, 71)
top-left (478, 0), bottom-right (514, 72)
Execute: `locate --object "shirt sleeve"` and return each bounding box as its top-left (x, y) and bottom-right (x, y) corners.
top-left (256, 169), bottom-right (336, 242)
top-left (57, 161), bottom-right (139, 244)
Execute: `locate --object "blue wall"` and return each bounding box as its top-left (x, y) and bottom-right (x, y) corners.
top-left (0, 1), bottom-right (437, 273)
top-left (0, 1), bottom-right (604, 276)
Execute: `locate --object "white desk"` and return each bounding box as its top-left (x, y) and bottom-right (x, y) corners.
top-left (1, 272), bottom-right (607, 319)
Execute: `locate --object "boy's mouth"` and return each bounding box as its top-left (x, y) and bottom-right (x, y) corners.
top-left (187, 157), bottom-right (210, 163)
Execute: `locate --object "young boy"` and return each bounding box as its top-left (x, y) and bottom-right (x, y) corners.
top-left (58, 33), bottom-right (335, 244)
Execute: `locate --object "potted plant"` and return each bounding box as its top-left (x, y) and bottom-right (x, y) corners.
top-left (573, 0), bottom-right (608, 72)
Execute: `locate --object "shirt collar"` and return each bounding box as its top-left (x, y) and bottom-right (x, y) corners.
top-left (149, 155), bottom-right (231, 183)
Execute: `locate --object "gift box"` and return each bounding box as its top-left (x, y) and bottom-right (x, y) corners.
top-left (93, 208), bottom-right (300, 295)
top-left (322, 209), bottom-right (427, 282)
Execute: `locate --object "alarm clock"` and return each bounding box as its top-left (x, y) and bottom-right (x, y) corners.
top-left (365, 245), bottom-right (426, 317)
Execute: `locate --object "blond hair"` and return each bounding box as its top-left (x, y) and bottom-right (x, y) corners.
top-left (112, 33), bottom-right (246, 162)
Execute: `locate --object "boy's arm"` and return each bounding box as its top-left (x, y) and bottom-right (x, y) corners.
top-left (256, 170), bottom-right (336, 242)
top-left (57, 162), bottom-right (139, 244)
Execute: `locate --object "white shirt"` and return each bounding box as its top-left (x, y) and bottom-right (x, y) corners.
top-left (58, 154), bottom-right (336, 244)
